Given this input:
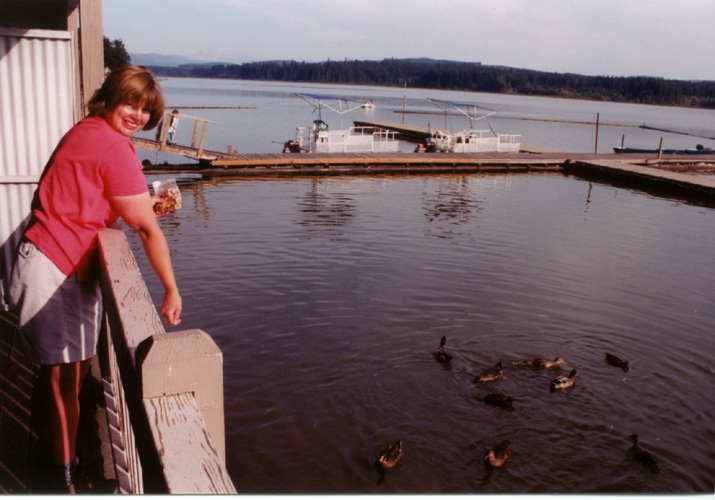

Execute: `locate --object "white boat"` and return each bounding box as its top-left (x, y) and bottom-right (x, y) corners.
top-left (426, 98), bottom-right (520, 153)
top-left (289, 94), bottom-right (399, 153)
top-left (361, 100), bottom-right (375, 109)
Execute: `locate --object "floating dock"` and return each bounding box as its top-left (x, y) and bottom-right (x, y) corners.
top-left (142, 149), bottom-right (715, 203)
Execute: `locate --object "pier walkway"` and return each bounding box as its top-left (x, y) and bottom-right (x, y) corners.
top-left (142, 149), bottom-right (715, 199)
top-left (131, 137), bottom-right (240, 162)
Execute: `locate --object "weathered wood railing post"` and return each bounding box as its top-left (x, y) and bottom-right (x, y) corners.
top-left (97, 225), bottom-right (235, 494)
top-left (137, 329), bottom-right (226, 462)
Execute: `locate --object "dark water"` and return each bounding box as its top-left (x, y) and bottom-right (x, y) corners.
top-left (128, 172), bottom-right (714, 494)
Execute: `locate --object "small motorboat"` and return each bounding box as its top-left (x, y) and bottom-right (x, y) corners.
top-left (613, 144), bottom-right (715, 155)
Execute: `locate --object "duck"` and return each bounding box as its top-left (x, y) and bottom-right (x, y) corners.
top-left (474, 362), bottom-right (507, 383)
top-left (550, 369), bottom-right (577, 391)
top-left (627, 434), bottom-right (659, 472)
top-left (432, 336), bottom-right (453, 364)
top-left (483, 393), bottom-right (515, 410)
top-left (484, 439), bottom-right (511, 467)
top-left (517, 357), bottom-right (566, 369)
top-left (376, 440), bottom-right (403, 470)
top-left (605, 353), bottom-right (629, 372)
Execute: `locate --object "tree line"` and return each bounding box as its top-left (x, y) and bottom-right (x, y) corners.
top-left (104, 44), bottom-right (715, 109)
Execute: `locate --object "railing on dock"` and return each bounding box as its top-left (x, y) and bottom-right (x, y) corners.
top-left (97, 225), bottom-right (236, 494)
top-left (149, 111), bottom-right (216, 159)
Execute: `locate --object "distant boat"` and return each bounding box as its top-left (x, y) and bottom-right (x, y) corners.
top-left (425, 98), bottom-right (520, 153)
top-left (287, 93), bottom-right (399, 153)
top-left (361, 100), bottom-right (375, 109)
top-left (614, 145), bottom-right (715, 155)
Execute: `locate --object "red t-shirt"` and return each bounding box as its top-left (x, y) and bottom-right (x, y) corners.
top-left (26, 116), bottom-right (148, 277)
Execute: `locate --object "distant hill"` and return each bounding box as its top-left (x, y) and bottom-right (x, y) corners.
top-left (130, 53), bottom-right (221, 67)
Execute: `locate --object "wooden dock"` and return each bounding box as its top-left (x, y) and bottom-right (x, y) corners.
top-left (132, 137), bottom-right (240, 162)
top-left (142, 150), bottom-right (715, 202)
top-left (0, 311), bottom-right (35, 493)
top-left (132, 110), bottom-right (242, 162)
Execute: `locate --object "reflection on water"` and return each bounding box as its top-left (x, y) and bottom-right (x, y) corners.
top-left (297, 179), bottom-right (356, 230)
top-left (128, 173), bottom-right (714, 494)
top-left (422, 176), bottom-right (482, 224)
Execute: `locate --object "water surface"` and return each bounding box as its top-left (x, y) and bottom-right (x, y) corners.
top-left (129, 172), bottom-right (714, 493)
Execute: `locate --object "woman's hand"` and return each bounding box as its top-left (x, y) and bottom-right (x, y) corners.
top-left (161, 288), bottom-right (182, 325)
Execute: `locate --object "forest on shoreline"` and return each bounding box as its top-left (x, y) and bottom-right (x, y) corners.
top-left (103, 39), bottom-right (715, 109)
top-left (147, 58), bottom-right (715, 109)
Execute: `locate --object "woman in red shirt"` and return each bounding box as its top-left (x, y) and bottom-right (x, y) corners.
top-left (10, 65), bottom-right (181, 492)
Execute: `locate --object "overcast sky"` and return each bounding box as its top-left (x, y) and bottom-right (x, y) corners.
top-left (103, 0), bottom-right (715, 81)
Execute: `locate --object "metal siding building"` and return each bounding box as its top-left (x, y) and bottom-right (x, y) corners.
top-left (0, 28), bottom-right (77, 309)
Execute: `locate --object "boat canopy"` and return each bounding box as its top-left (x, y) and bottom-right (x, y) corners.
top-left (296, 93), bottom-right (367, 128)
top-left (427, 98), bottom-right (497, 128)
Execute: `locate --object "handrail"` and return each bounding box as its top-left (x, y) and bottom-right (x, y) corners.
top-left (154, 111), bottom-right (215, 158)
top-left (97, 226), bottom-right (235, 493)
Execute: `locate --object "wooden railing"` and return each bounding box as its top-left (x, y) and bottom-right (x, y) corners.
top-left (97, 226), bottom-right (236, 494)
top-left (154, 111), bottom-right (215, 158)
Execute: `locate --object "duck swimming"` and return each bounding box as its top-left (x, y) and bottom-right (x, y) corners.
top-left (483, 393), bottom-right (515, 410)
top-left (550, 369), bottom-right (577, 391)
top-left (605, 353), bottom-right (629, 372)
top-left (474, 362), bottom-right (506, 383)
top-left (484, 439), bottom-right (511, 467)
top-left (377, 440), bottom-right (403, 470)
top-left (432, 336), bottom-right (453, 364)
top-left (517, 357), bottom-right (566, 369)
top-left (627, 434), bottom-right (659, 472)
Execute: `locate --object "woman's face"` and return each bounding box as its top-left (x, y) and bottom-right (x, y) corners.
top-left (106, 101), bottom-right (151, 137)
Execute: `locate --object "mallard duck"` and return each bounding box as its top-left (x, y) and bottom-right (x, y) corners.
top-left (627, 434), bottom-right (659, 472)
top-left (517, 357), bottom-right (566, 369)
top-left (484, 439), bottom-right (511, 467)
top-left (550, 369), bottom-right (577, 391)
top-left (483, 393), bottom-right (515, 410)
top-left (376, 440), bottom-right (403, 470)
top-left (432, 336), bottom-right (453, 364)
top-left (605, 353), bottom-right (629, 372)
top-left (474, 362), bottom-right (507, 383)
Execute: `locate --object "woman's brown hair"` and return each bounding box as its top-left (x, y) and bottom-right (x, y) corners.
top-left (87, 65), bottom-right (165, 130)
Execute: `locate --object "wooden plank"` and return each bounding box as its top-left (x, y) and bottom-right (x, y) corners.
top-left (137, 329), bottom-right (226, 462)
top-left (570, 160), bottom-right (715, 194)
top-left (0, 311), bottom-right (33, 494)
top-left (198, 122), bottom-right (209, 157)
top-left (191, 121), bottom-right (199, 149)
top-left (143, 393), bottom-right (236, 494)
top-left (98, 227), bottom-right (165, 361)
top-left (78, 0), bottom-right (104, 111)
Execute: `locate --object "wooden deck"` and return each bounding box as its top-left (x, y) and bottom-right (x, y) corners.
top-left (0, 310), bottom-right (118, 493)
top-left (0, 311), bottom-right (34, 493)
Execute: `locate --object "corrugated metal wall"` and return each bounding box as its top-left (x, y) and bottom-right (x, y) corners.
top-left (0, 28), bottom-right (77, 309)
